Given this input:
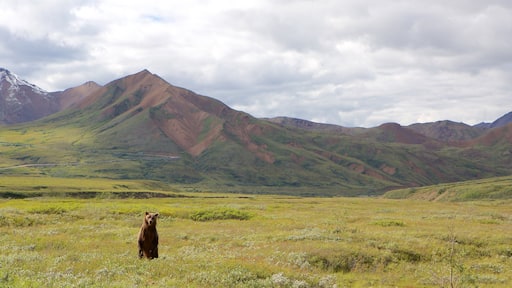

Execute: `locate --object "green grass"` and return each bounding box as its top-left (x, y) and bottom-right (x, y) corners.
top-left (384, 175), bottom-right (512, 201)
top-left (189, 207), bottom-right (253, 221)
top-left (0, 176), bottom-right (183, 198)
top-left (0, 192), bottom-right (511, 287)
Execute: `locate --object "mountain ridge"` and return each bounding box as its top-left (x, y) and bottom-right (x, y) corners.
top-left (490, 111), bottom-right (512, 128)
top-left (53, 81), bottom-right (102, 110)
top-left (1, 68), bottom-right (511, 196)
top-left (3, 68), bottom-right (511, 130)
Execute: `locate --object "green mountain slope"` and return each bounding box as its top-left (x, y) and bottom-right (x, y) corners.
top-left (383, 175), bottom-right (512, 201)
top-left (1, 70), bottom-right (511, 196)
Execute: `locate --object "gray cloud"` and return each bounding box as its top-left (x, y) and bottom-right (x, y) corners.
top-left (1, 0), bottom-right (511, 127)
top-left (0, 28), bottom-right (86, 62)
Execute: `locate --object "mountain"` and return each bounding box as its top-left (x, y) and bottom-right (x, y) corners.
top-left (363, 122), bottom-right (434, 145)
top-left (60, 69), bottom-right (274, 160)
top-left (1, 68), bottom-right (512, 196)
top-left (268, 115), bottom-right (510, 143)
top-left (0, 68), bottom-right (59, 124)
top-left (38, 70), bottom-right (300, 185)
top-left (407, 120), bottom-right (486, 142)
top-left (489, 112), bottom-right (512, 128)
top-left (473, 112), bottom-right (512, 129)
top-left (0, 68), bottom-right (103, 124)
top-left (266, 116), bottom-right (365, 135)
top-left (52, 81), bottom-right (102, 110)
top-left (406, 112), bottom-right (512, 142)
top-left (467, 122), bottom-right (512, 148)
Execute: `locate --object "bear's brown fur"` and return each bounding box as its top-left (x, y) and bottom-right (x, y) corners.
top-left (138, 212), bottom-right (159, 259)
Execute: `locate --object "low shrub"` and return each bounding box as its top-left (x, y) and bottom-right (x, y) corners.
top-left (307, 249), bottom-right (390, 273)
top-left (189, 207), bottom-right (252, 222)
top-left (372, 219), bottom-right (405, 227)
top-left (391, 248), bottom-right (423, 262)
top-left (0, 215), bottom-right (41, 227)
top-left (29, 206), bottom-right (70, 215)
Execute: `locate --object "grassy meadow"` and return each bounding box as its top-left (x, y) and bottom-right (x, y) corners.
top-left (0, 178), bottom-right (511, 287)
top-left (384, 175), bottom-right (512, 201)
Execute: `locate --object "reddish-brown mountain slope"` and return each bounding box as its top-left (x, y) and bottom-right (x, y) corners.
top-left (74, 70), bottom-right (275, 161)
top-left (266, 116), bottom-right (364, 135)
top-left (363, 122), bottom-right (439, 146)
top-left (408, 120), bottom-right (486, 142)
top-left (54, 81), bottom-right (102, 110)
top-left (466, 123), bottom-right (512, 147)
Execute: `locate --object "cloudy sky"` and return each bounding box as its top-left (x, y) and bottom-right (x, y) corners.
top-left (1, 0), bottom-right (511, 127)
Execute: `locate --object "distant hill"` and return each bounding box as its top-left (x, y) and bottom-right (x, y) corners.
top-left (407, 120), bottom-right (486, 142)
top-left (53, 81), bottom-right (102, 110)
top-left (363, 122), bottom-right (435, 145)
top-left (490, 111), bottom-right (512, 128)
top-left (467, 123), bottom-right (512, 149)
top-left (266, 116), bottom-right (365, 135)
top-left (268, 116), bottom-right (512, 143)
top-left (383, 175), bottom-right (512, 201)
top-left (474, 112), bottom-right (512, 129)
top-left (1, 68), bottom-right (512, 196)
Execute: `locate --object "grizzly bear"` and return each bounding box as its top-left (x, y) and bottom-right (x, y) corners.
top-left (138, 212), bottom-right (159, 259)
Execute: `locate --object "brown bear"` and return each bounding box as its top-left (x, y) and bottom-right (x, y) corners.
top-left (138, 212), bottom-right (159, 259)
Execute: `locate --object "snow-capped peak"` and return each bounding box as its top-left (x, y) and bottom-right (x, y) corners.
top-left (1, 68), bottom-right (60, 124)
top-left (0, 67), bottom-right (48, 95)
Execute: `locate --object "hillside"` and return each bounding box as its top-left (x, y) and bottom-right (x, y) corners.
top-left (53, 81), bottom-right (102, 110)
top-left (407, 120), bottom-right (486, 142)
top-left (0, 70), bottom-right (392, 194)
top-left (1, 69), bottom-right (512, 196)
top-left (383, 175), bottom-right (512, 201)
top-left (477, 111), bottom-right (512, 129)
top-left (266, 116), bottom-right (365, 135)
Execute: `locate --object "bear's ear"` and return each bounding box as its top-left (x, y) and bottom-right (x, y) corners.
top-left (154, 213), bottom-right (159, 217)
top-left (145, 211), bottom-right (149, 215)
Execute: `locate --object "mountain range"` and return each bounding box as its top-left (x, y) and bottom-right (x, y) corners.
top-left (1, 68), bottom-right (511, 196)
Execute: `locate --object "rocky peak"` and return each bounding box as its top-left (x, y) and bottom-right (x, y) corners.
top-left (0, 68), bottom-right (55, 124)
top-left (0, 68), bottom-right (48, 95)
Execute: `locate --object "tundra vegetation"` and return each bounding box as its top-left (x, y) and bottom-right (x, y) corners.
top-left (0, 177), bottom-right (511, 287)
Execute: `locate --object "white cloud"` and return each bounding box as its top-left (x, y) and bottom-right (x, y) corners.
top-left (1, 0), bottom-right (511, 127)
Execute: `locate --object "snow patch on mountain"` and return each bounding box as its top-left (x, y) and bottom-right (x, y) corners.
top-left (0, 68), bottom-right (57, 124)
top-left (0, 68), bottom-right (48, 96)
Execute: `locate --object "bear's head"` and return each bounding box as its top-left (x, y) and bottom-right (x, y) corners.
top-left (144, 212), bottom-right (159, 226)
